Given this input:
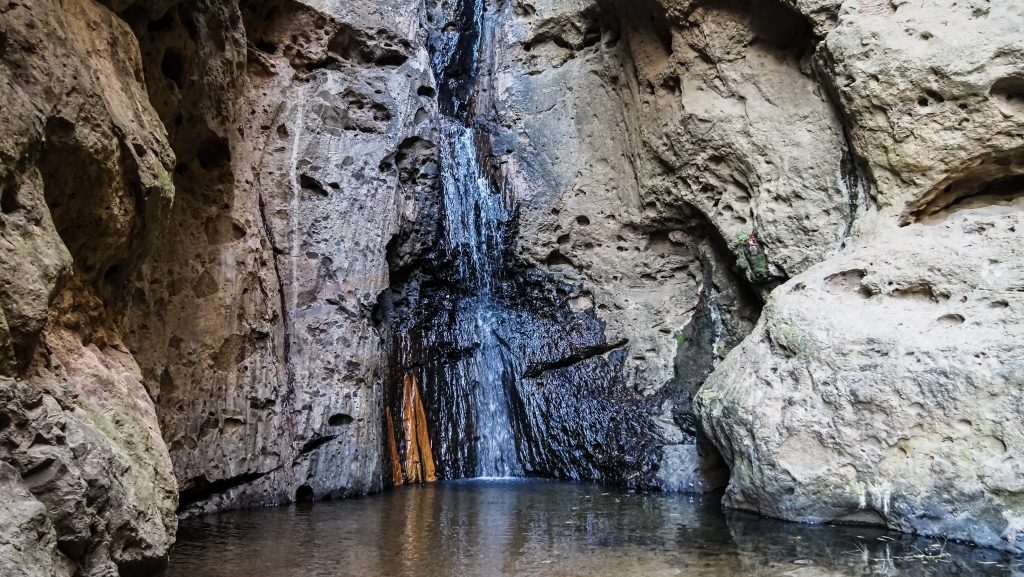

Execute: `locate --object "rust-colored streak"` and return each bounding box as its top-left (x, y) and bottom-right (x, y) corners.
top-left (385, 407), bottom-right (403, 487)
top-left (400, 372), bottom-right (437, 484)
top-left (412, 377), bottom-right (437, 482)
top-left (402, 373), bottom-right (423, 483)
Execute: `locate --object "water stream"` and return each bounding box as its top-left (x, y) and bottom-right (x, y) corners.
top-left (164, 480), bottom-right (1021, 577)
top-left (415, 0), bottom-right (523, 478)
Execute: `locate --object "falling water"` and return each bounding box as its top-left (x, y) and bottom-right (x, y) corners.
top-left (426, 0), bottom-right (523, 478)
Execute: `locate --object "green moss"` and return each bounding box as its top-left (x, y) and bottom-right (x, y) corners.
top-left (776, 323), bottom-right (808, 357)
top-left (748, 250), bottom-right (770, 275)
top-left (84, 406), bottom-right (120, 442)
top-left (675, 332), bottom-right (687, 347)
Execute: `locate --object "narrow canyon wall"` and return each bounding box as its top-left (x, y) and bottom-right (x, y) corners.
top-left (1, 0), bottom-right (438, 572)
top-left (1, 0), bottom-right (1023, 572)
top-left (695, 0), bottom-right (1024, 553)
top-left (112, 0), bottom-right (432, 516)
top-left (0, 0), bottom-right (178, 574)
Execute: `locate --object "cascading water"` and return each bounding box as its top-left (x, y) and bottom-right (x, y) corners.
top-left (380, 0), bottom-right (661, 487)
top-left (422, 0), bottom-right (522, 478)
top-left (432, 122), bottom-right (522, 478)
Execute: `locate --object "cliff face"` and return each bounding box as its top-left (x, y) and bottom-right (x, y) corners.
top-left (114, 0), bottom-right (431, 515)
top-left (2, 0), bottom-right (433, 572)
top-left (693, 0), bottom-right (1024, 553)
top-left (1, 0), bottom-right (1023, 573)
top-left (0, 1), bottom-right (178, 575)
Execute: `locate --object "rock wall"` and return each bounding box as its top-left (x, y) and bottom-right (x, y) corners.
top-left (1, 0), bottom-right (1022, 570)
top-left (1, 0), bottom-right (437, 571)
top-left (113, 0), bottom-right (432, 516)
top-left (692, 0), bottom-right (1024, 555)
top-left (462, 0), bottom-right (852, 489)
top-left (0, 0), bottom-right (178, 574)
top-left (485, 0), bottom-right (1024, 552)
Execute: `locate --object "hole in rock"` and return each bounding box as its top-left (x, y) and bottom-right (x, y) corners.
top-left (295, 485), bottom-right (315, 504)
top-left (196, 137), bottom-right (231, 171)
top-left (990, 76), bottom-right (1024, 116)
top-left (546, 250), bottom-right (574, 267)
top-left (417, 86), bottom-right (436, 97)
top-left (103, 264), bottom-right (121, 282)
top-left (161, 49), bottom-right (186, 87)
top-left (576, 215), bottom-right (591, 226)
top-left (299, 174), bottom-right (330, 196)
top-left (147, 12), bottom-right (174, 32)
top-left (254, 40), bottom-right (278, 54)
top-left (375, 53), bottom-right (408, 67)
top-left (328, 413), bottom-right (354, 426)
top-left (1, 184), bottom-right (17, 214)
top-left (902, 150), bottom-right (1024, 225)
top-left (581, 22), bottom-right (602, 49)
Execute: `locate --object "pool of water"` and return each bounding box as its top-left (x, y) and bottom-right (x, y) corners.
top-left (165, 480), bottom-right (1021, 577)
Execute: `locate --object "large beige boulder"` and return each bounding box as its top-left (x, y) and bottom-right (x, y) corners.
top-left (696, 204), bottom-right (1024, 552)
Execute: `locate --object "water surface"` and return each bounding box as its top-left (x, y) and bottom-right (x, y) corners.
top-left (166, 480), bottom-right (1021, 577)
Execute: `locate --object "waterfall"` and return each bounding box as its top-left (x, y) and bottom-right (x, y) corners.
top-left (435, 119), bottom-right (522, 478)
top-left (382, 0), bottom-right (522, 479)
top-left (383, 0), bottom-right (659, 487)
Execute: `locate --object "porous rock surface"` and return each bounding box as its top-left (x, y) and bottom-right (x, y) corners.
top-left (0, 0), bottom-right (1022, 571)
top-left (114, 0), bottom-right (432, 515)
top-left (693, 0), bottom-right (1024, 554)
top-left (482, 0), bottom-right (851, 490)
top-left (1, 0), bottom-right (178, 574)
top-left (698, 205), bottom-right (1024, 551)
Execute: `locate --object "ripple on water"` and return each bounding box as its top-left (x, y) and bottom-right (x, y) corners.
top-left (165, 481), bottom-right (1023, 577)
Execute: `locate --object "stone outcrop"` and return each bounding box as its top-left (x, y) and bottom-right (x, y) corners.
top-left (0, 0), bottom-right (178, 574)
top-left (697, 205), bottom-right (1024, 551)
top-left (692, 0), bottom-right (1024, 555)
top-left (1, 0), bottom-right (1022, 569)
top-left (103, 0), bottom-right (440, 516)
top-left (473, 0), bottom-right (849, 490)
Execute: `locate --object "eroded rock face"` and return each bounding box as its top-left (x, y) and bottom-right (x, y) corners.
top-left (816, 0), bottom-right (1024, 222)
top-left (0, 0), bottom-right (178, 574)
top-left (468, 0), bottom-right (848, 490)
top-left (697, 205), bottom-right (1024, 551)
top-left (110, 0), bottom-right (434, 514)
top-left (691, 0), bottom-right (1024, 552)
top-left (0, 462), bottom-right (70, 577)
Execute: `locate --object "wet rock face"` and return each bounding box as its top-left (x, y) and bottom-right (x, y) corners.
top-left (477, 0), bottom-right (834, 489)
top-left (379, 0), bottom-right (668, 487)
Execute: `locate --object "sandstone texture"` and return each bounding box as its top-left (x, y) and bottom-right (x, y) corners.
top-left (113, 0), bottom-right (432, 515)
top-left (690, 0), bottom-right (1024, 555)
top-left (478, 0), bottom-right (851, 490)
top-left (0, 0), bottom-right (1022, 569)
top-left (0, 0), bottom-right (178, 574)
top-left (698, 205), bottom-right (1024, 550)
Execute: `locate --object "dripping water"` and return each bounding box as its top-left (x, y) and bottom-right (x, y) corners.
top-left (424, 0), bottom-right (522, 478)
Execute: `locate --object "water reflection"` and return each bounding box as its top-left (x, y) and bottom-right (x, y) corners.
top-left (166, 480), bottom-right (1022, 577)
